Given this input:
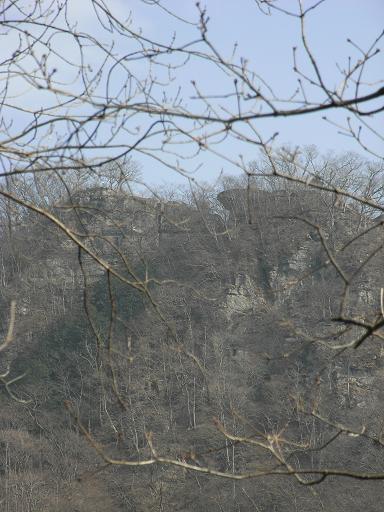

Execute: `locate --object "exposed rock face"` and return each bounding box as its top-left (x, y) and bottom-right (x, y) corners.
top-left (225, 272), bottom-right (267, 318)
top-left (217, 186), bottom-right (384, 427)
top-left (217, 186), bottom-right (335, 224)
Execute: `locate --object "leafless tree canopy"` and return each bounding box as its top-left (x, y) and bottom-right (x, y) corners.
top-left (1, 1), bottom-right (384, 510)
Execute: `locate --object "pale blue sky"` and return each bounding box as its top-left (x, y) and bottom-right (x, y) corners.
top-left (135, 0), bottom-right (384, 183)
top-left (1, 0), bottom-right (383, 186)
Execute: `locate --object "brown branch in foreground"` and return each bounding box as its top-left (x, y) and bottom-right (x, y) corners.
top-left (65, 400), bottom-right (384, 486)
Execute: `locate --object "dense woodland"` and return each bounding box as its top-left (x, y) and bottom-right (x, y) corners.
top-left (1, 1), bottom-right (383, 510)
top-left (1, 154), bottom-right (384, 511)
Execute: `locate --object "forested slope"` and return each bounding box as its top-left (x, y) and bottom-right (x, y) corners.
top-left (1, 183), bottom-right (384, 511)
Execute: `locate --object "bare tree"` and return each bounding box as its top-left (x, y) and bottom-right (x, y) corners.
top-left (1, 1), bottom-right (384, 510)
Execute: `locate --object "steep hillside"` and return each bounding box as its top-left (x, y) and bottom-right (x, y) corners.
top-left (1, 184), bottom-right (384, 511)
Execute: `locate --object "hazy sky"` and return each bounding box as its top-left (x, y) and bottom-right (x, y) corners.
top-left (134, 0), bottom-right (384, 183)
top-left (1, 0), bottom-right (383, 185)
